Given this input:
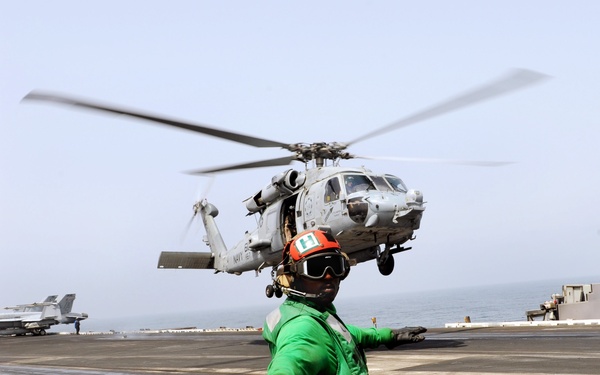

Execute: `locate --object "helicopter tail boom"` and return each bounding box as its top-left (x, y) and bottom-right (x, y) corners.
top-left (198, 200), bottom-right (228, 271)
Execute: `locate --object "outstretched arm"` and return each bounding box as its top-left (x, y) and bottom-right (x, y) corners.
top-left (347, 325), bottom-right (427, 349)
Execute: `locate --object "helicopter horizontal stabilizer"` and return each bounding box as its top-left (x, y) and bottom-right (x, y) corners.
top-left (157, 251), bottom-right (214, 269)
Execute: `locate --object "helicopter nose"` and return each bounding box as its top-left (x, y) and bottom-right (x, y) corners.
top-left (363, 195), bottom-right (403, 227)
top-left (362, 191), bottom-right (424, 227)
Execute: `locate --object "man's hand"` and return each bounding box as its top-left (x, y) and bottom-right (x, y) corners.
top-left (387, 326), bottom-right (427, 348)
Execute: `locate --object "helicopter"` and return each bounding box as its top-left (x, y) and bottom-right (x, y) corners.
top-left (22, 69), bottom-right (548, 285)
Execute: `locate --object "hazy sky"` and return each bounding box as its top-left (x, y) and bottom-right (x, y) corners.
top-left (1, 1), bottom-right (599, 321)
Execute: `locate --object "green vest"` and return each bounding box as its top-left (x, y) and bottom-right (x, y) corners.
top-left (263, 298), bottom-right (393, 375)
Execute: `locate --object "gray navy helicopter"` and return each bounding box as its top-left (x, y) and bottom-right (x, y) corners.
top-left (23, 69), bottom-right (548, 292)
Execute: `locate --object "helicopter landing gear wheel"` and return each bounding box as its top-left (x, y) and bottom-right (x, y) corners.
top-left (376, 245), bottom-right (395, 276)
top-left (266, 284), bottom-right (275, 298)
top-left (378, 254), bottom-right (395, 276)
top-left (275, 288), bottom-right (283, 298)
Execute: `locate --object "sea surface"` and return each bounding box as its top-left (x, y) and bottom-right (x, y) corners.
top-left (70, 277), bottom-right (594, 333)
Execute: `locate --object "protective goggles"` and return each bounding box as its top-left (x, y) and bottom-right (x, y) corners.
top-left (294, 252), bottom-right (349, 280)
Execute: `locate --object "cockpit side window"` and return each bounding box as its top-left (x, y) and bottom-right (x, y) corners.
top-left (324, 177), bottom-right (341, 203)
top-left (384, 175), bottom-right (408, 193)
top-left (344, 174), bottom-right (374, 194)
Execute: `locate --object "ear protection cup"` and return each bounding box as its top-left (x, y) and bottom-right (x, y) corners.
top-left (274, 263), bottom-right (294, 291)
top-left (277, 274), bottom-right (292, 289)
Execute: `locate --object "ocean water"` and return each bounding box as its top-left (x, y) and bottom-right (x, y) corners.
top-left (75, 277), bottom-right (592, 333)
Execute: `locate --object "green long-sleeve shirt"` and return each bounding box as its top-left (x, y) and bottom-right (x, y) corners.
top-left (263, 298), bottom-right (394, 374)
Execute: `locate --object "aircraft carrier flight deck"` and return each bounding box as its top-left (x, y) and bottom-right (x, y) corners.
top-left (1, 324), bottom-right (599, 374)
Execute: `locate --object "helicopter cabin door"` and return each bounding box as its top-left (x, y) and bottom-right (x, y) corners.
top-left (281, 195), bottom-right (298, 244)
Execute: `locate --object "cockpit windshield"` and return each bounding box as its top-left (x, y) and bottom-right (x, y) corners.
top-left (384, 174), bottom-right (408, 193)
top-left (370, 176), bottom-right (394, 192)
top-left (344, 174), bottom-right (374, 194)
top-left (344, 173), bottom-right (408, 194)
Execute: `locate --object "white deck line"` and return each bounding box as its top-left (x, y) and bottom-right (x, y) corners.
top-left (445, 319), bottom-right (600, 328)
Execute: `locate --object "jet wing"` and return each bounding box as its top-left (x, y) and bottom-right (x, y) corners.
top-left (4, 304), bottom-right (35, 310)
top-left (157, 251), bottom-right (215, 269)
top-left (0, 317), bottom-right (23, 323)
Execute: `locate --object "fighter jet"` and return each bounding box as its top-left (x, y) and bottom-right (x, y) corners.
top-left (0, 294), bottom-right (88, 336)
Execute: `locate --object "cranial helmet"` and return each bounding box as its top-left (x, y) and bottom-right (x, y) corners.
top-left (276, 230), bottom-right (350, 289)
top-left (287, 229), bottom-right (341, 261)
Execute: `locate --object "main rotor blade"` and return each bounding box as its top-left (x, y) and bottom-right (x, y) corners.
top-left (23, 91), bottom-right (289, 149)
top-left (357, 155), bottom-right (514, 167)
top-left (184, 156), bottom-right (297, 174)
top-left (347, 69), bottom-right (550, 146)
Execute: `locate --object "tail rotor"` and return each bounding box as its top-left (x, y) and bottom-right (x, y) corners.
top-left (180, 176), bottom-right (215, 245)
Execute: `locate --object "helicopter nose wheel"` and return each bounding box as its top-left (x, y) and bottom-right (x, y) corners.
top-left (376, 245), bottom-right (395, 276)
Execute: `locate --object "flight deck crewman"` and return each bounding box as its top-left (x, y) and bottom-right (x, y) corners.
top-left (262, 229), bottom-right (426, 374)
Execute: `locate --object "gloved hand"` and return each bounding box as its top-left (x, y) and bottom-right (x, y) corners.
top-left (387, 326), bottom-right (427, 348)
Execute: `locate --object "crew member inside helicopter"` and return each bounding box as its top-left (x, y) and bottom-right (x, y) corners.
top-left (283, 209), bottom-right (296, 242)
top-left (263, 229), bottom-right (426, 374)
top-left (344, 174), bottom-right (372, 194)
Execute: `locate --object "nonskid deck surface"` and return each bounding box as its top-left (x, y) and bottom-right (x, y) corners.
top-left (1, 326), bottom-right (600, 374)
